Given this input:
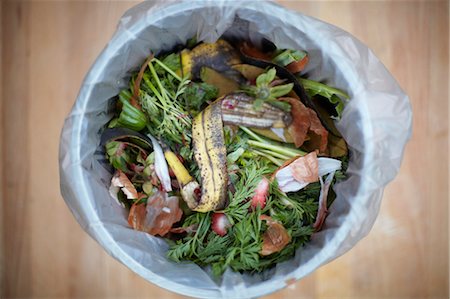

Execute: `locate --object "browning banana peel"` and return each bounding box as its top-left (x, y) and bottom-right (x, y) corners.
top-left (191, 101), bottom-right (228, 212)
top-left (181, 39), bottom-right (241, 79)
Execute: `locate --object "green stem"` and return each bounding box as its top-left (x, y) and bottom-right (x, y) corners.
top-left (152, 58), bottom-right (182, 82)
top-left (250, 149), bottom-right (282, 166)
top-left (143, 75), bottom-right (165, 106)
top-left (248, 140), bottom-right (305, 158)
top-left (260, 149), bottom-right (291, 160)
top-left (299, 78), bottom-right (349, 99)
top-left (239, 126), bottom-right (267, 143)
top-left (143, 93), bottom-right (189, 129)
top-left (143, 74), bottom-right (190, 127)
top-left (148, 61), bottom-right (169, 103)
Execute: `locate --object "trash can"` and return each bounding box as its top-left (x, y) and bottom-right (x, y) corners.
top-left (59, 1), bottom-right (412, 298)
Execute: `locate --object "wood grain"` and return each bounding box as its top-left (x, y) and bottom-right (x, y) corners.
top-left (2, 2), bottom-right (32, 297)
top-left (0, 1), bottom-right (3, 297)
top-left (1, 1), bottom-right (448, 299)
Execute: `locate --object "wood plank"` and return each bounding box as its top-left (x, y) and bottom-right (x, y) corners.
top-left (0, 1), bottom-right (3, 296)
top-left (1, 1), bottom-right (32, 298)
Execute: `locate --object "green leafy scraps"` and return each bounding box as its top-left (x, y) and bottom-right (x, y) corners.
top-left (183, 82), bottom-right (218, 113)
top-left (272, 49), bottom-right (307, 67)
top-left (299, 78), bottom-right (349, 119)
top-left (166, 159), bottom-right (318, 276)
top-left (105, 141), bottom-right (132, 173)
top-left (267, 180), bottom-right (319, 227)
top-left (166, 212), bottom-right (211, 262)
top-left (138, 57), bottom-right (192, 147)
top-left (114, 90), bottom-right (147, 131)
top-left (225, 161), bottom-right (272, 223)
top-left (242, 68), bottom-right (293, 112)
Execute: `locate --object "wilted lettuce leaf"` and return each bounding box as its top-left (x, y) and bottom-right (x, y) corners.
top-left (299, 78), bottom-right (349, 118)
top-left (106, 141), bottom-right (132, 172)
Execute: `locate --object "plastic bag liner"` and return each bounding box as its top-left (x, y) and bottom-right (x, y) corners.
top-left (59, 1), bottom-right (412, 298)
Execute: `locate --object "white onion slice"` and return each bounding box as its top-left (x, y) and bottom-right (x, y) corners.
top-left (147, 134), bottom-right (172, 192)
top-left (276, 156), bottom-right (341, 193)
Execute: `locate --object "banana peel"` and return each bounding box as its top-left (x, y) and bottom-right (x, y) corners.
top-left (191, 101), bottom-right (228, 212)
top-left (232, 64), bottom-right (265, 81)
top-left (181, 39), bottom-right (241, 80)
top-left (200, 67), bottom-right (239, 97)
top-left (164, 100), bottom-right (229, 213)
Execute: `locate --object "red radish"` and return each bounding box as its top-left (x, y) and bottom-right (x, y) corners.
top-left (211, 213), bottom-right (231, 236)
top-left (250, 177), bottom-right (270, 210)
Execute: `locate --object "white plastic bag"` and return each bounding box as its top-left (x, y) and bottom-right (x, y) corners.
top-left (59, 1), bottom-right (412, 298)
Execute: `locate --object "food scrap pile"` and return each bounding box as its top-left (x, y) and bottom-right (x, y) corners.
top-left (101, 38), bottom-right (349, 276)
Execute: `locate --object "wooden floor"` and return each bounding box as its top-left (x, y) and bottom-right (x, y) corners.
top-left (1, 1), bottom-right (448, 298)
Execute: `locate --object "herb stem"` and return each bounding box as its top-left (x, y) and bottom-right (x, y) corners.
top-left (250, 149), bottom-right (283, 166)
top-left (143, 69), bottom-right (191, 129)
top-left (143, 75), bottom-right (166, 106)
top-left (248, 140), bottom-right (305, 158)
top-left (260, 149), bottom-right (291, 160)
top-left (239, 126), bottom-right (267, 143)
top-left (299, 78), bottom-right (349, 99)
top-left (148, 61), bottom-right (169, 101)
top-left (153, 57), bottom-right (182, 82)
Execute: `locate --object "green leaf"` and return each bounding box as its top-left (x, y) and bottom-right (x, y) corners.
top-left (272, 49), bottom-right (307, 67)
top-left (119, 89), bottom-right (133, 102)
top-left (108, 118), bottom-right (119, 128)
top-left (179, 145), bottom-right (193, 162)
top-left (161, 53), bottom-right (181, 72)
top-left (265, 99), bottom-right (291, 112)
top-left (255, 87), bottom-right (271, 100)
top-left (240, 85), bottom-right (257, 97)
top-left (269, 83), bottom-right (293, 98)
top-left (225, 161), bottom-right (272, 222)
top-left (252, 98), bottom-right (265, 111)
top-left (145, 152), bottom-right (155, 164)
top-left (300, 78), bottom-right (349, 99)
top-left (133, 58), bottom-right (192, 146)
top-left (117, 97), bottom-right (147, 131)
top-left (244, 68), bottom-right (294, 112)
top-left (299, 78), bottom-right (349, 118)
top-left (330, 94), bottom-right (345, 118)
top-left (142, 181), bottom-right (154, 195)
top-left (167, 240), bottom-right (193, 262)
top-left (105, 141), bottom-right (131, 172)
top-left (227, 147), bottom-right (245, 165)
top-left (256, 68), bottom-right (276, 86)
top-left (183, 82), bottom-right (218, 112)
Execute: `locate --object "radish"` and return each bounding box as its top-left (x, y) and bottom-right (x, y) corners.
top-left (250, 177), bottom-right (270, 210)
top-left (211, 213), bottom-right (231, 236)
